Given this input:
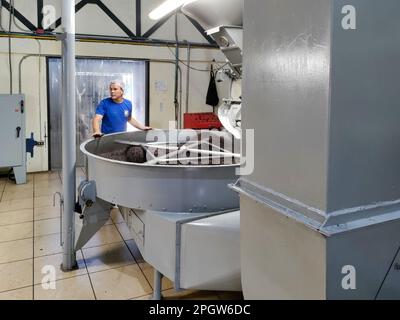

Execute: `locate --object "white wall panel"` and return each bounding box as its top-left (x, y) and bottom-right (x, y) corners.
top-left (0, 1), bottom-right (229, 172)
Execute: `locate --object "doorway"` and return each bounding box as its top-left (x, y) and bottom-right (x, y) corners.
top-left (47, 57), bottom-right (149, 169)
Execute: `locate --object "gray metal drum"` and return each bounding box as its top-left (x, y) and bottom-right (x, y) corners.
top-left (80, 130), bottom-right (240, 213)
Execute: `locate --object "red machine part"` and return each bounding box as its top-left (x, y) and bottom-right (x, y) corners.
top-left (183, 112), bottom-right (223, 130)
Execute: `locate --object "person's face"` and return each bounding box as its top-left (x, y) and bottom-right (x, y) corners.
top-left (109, 84), bottom-right (124, 101)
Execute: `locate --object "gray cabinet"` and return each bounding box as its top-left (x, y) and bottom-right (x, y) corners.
top-left (0, 94), bottom-right (26, 184)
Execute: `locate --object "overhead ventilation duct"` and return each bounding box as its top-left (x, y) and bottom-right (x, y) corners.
top-left (182, 0), bottom-right (243, 78)
top-left (182, 0), bottom-right (243, 30)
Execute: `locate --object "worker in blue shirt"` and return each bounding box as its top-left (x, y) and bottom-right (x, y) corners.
top-left (92, 80), bottom-right (151, 136)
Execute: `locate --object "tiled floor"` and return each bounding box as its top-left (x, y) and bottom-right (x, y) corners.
top-left (0, 170), bottom-right (242, 300)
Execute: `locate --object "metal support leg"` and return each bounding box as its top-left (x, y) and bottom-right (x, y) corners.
top-left (61, 0), bottom-right (77, 271)
top-left (152, 269), bottom-right (163, 300)
top-left (13, 166), bottom-right (26, 184)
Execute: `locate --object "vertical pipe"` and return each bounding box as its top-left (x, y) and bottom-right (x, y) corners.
top-left (8, 1), bottom-right (12, 94)
top-left (152, 269), bottom-right (163, 300)
top-left (61, 0), bottom-right (77, 271)
top-left (185, 43), bottom-right (190, 114)
top-left (135, 0), bottom-right (141, 37)
top-left (174, 12), bottom-right (179, 129)
top-left (37, 0), bottom-right (44, 30)
top-left (179, 64), bottom-right (182, 124)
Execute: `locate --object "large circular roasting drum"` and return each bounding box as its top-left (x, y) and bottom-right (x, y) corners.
top-left (81, 130), bottom-right (241, 213)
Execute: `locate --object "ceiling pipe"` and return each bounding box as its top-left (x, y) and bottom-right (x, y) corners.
top-left (0, 31), bottom-right (218, 48)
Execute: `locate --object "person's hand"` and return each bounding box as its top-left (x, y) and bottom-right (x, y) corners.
top-left (143, 126), bottom-right (153, 131)
top-left (92, 131), bottom-right (103, 138)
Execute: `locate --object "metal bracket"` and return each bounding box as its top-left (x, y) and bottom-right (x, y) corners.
top-left (74, 180), bottom-right (111, 251)
top-left (78, 179), bottom-right (97, 209)
top-left (26, 132), bottom-right (45, 158)
top-left (55, 33), bottom-right (67, 41)
top-left (53, 192), bottom-right (64, 246)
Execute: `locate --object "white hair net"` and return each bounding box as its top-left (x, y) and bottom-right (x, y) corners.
top-left (110, 80), bottom-right (125, 92)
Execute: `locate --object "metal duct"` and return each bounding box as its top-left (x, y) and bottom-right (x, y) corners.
top-left (182, 0), bottom-right (243, 30)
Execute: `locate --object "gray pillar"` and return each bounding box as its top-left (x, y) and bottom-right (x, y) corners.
top-left (237, 0), bottom-right (400, 299)
top-left (61, 0), bottom-right (77, 271)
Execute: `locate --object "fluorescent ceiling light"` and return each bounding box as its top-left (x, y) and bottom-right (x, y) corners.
top-left (149, 0), bottom-right (198, 20)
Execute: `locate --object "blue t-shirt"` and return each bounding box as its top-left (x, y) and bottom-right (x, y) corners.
top-left (95, 98), bottom-right (132, 134)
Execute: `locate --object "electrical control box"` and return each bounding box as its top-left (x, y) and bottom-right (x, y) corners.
top-left (0, 94), bottom-right (26, 184)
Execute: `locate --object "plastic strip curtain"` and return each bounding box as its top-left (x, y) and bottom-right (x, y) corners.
top-left (48, 58), bottom-right (148, 169)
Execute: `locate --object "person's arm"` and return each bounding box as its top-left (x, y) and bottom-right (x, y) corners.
top-left (92, 114), bottom-right (103, 136)
top-left (128, 117), bottom-right (152, 131)
top-left (92, 100), bottom-right (106, 137)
